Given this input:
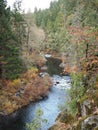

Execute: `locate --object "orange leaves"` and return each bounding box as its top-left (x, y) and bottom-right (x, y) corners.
top-left (68, 26), bottom-right (83, 36)
top-left (63, 66), bottom-right (78, 74)
top-left (24, 85), bottom-right (36, 98)
top-left (23, 75), bottom-right (52, 100)
top-left (21, 67), bottom-right (38, 83)
top-left (66, 25), bottom-right (98, 76)
top-left (0, 67), bottom-right (52, 115)
top-left (3, 101), bottom-right (12, 112)
top-left (7, 79), bottom-right (21, 89)
top-left (92, 60), bottom-right (98, 65)
top-left (1, 99), bottom-right (18, 114)
top-left (67, 26), bottom-right (98, 44)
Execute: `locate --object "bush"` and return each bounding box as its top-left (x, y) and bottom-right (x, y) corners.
top-left (26, 108), bottom-right (48, 130)
top-left (69, 73), bottom-right (85, 114)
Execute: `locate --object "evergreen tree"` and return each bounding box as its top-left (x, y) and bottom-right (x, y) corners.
top-left (0, 0), bottom-right (26, 79)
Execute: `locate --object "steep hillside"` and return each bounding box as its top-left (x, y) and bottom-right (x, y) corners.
top-left (33, 0), bottom-right (98, 129)
top-left (21, 13), bottom-right (46, 68)
top-left (0, 4), bottom-right (51, 116)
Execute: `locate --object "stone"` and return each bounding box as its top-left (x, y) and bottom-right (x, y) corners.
top-left (40, 66), bottom-right (47, 72)
top-left (45, 54), bottom-right (51, 58)
top-left (79, 99), bottom-right (94, 116)
top-left (82, 115), bottom-right (98, 130)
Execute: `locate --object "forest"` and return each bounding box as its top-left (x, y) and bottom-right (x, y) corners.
top-left (0, 0), bottom-right (98, 130)
top-left (34, 1), bottom-right (98, 129)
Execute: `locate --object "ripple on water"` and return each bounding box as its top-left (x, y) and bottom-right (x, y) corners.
top-left (52, 75), bottom-right (71, 90)
top-left (0, 75), bottom-right (71, 130)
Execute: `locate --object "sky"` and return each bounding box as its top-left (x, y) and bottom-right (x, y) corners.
top-left (7, 0), bottom-right (57, 12)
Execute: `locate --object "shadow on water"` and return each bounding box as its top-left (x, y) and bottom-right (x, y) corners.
top-left (46, 57), bottom-right (63, 76)
top-left (0, 56), bottom-right (70, 130)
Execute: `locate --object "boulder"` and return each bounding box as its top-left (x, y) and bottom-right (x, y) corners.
top-left (40, 66), bottom-right (47, 72)
top-left (81, 115), bottom-right (98, 130)
top-left (77, 99), bottom-right (94, 117)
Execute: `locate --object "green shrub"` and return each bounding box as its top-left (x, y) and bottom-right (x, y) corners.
top-left (26, 108), bottom-right (48, 130)
top-left (69, 73), bottom-right (85, 114)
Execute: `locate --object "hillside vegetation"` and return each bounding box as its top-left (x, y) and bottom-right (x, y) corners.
top-left (34, 0), bottom-right (98, 129)
top-left (0, 0), bottom-right (98, 129)
top-left (21, 13), bottom-right (46, 68)
top-left (0, 0), bottom-right (51, 115)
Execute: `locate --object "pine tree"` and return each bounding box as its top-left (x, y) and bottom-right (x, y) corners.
top-left (0, 0), bottom-right (26, 79)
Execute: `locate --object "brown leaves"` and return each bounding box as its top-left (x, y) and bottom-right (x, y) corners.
top-left (63, 66), bottom-right (78, 74)
top-left (0, 67), bottom-right (52, 115)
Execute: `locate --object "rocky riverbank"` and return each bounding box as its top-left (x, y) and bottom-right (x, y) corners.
top-left (0, 53), bottom-right (63, 117)
top-left (0, 67), bottom-right (52, 116)
top-left (48, 53), bottom-right (98, 130)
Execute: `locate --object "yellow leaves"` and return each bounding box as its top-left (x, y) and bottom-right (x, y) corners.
top-left (29, 67), bottom-right (38, 73)
top-left (0, 66), bottom-right (52, 115)
top-left (12, 102), bottom-right (18, 110)
top-left (2, 100), bottom-right (18, 114)
top-left (13, 79), bottom-right (21, 86)
top-left (3, 101), bottom-right (12, 109)
top-left (21, 67), bottom-right (38, 81)
top-left (7, 79), bottom-right (21, 89)
top-left (2, 100), bottom-right (13, 114)
top-left (5, 79), bottom-right (21, 94)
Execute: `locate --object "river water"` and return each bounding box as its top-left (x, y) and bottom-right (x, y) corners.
top-left (0, 57), bottom-right (71, 130)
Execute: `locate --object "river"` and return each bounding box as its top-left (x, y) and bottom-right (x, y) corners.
top-left (0, 57), bottom-right (71, 130)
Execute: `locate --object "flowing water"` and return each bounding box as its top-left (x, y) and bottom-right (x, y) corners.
top-left (0, 56), bottom-right (71, 130)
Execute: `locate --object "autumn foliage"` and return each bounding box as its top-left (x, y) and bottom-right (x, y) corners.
top-left (0, 67), bottom-right (52, 115)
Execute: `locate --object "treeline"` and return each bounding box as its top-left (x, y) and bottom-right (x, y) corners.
top-left (0, 0), bottom-right (28, 79)
top-left (34, 0), bottom-right (98, 116)
top-left (34, 0), bottom-right (98, 30)
top-left (33, 1), bottom-right (98, 129)
top-left (34, 0), bottom-right (98, 51)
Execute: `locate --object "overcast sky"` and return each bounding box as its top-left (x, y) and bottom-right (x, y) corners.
top-left (7, 0), bottom-right (57, 12)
